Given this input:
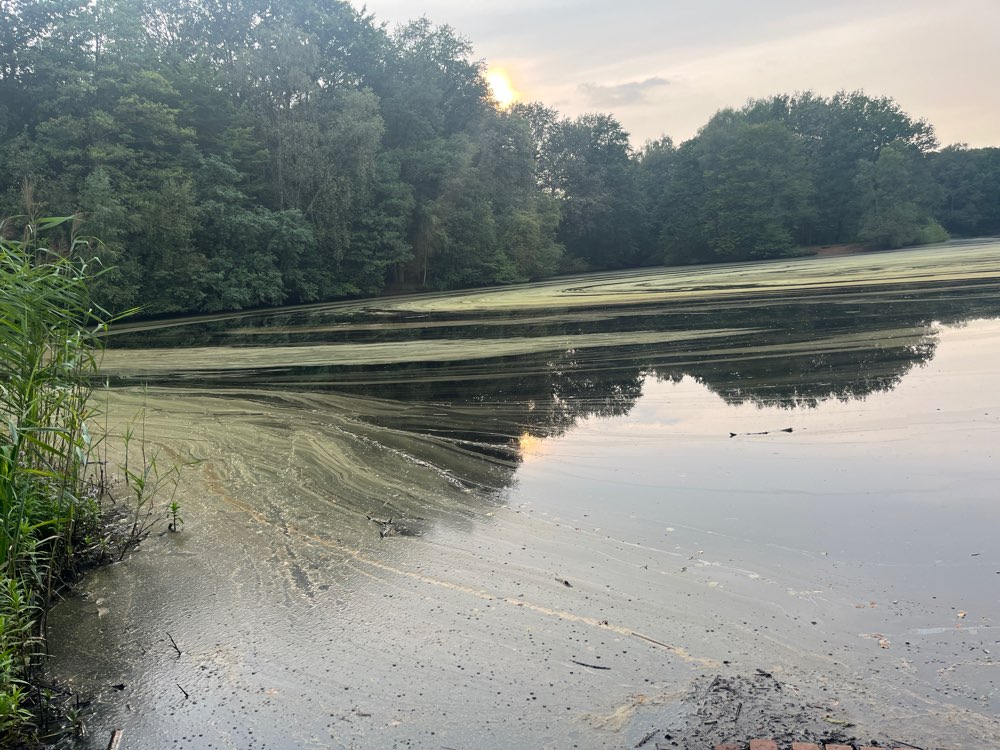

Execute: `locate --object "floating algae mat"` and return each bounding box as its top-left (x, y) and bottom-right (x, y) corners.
top-left (50, 242), bottom-right (1000, 749)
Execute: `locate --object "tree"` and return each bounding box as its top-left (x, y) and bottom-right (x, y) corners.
top-left (743, 91), bottom-right (938, 243)
top-left (930, 146), bottom-right (1000, 237)
top-left (700, 122), bottom-right (814, 260)
top-left (544, 113), bottom-right (647, 270)
top-left (856, 142), bottom-right (946, 249)
top-left (648, 139), bottom-right (708, 265)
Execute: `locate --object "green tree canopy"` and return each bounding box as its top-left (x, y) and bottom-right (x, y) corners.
top-left (1, 2), bottom-right (990, 316)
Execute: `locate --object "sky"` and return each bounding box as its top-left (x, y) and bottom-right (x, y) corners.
top-left (350, 0), bottom-right (1000, 148)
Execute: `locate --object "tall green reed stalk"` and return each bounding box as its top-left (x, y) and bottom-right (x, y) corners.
top-left (0, 213), bottom-right (111, 741)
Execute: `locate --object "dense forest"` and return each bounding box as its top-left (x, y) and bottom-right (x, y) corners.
top-left (2, 0), bottom-right (999, 315)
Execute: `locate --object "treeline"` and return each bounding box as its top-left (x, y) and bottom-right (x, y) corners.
top-left (641, 93), bottom-right (1000, 263)
top-left (2, 1), bottom-right (999, 315)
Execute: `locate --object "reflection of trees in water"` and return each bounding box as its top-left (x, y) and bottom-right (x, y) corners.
top-left (112, 284), bottom-right (1000, 480)
top-left (340, 350), bottom-right (646, 469)
top-left (671, 289), bottom-right (998, 409)
top-left (410, 288), bottom-right (1000, 455)
top-left (503, 352), bottom-right (646, 439)
top-left (654, 331), bottom-right (939, 409)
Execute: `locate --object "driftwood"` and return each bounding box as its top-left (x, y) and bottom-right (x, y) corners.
top-left (106, 729), bottom-right (123, 750)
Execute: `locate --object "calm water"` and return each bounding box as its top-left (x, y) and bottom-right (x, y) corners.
top-left (49, 242), bottom-right (1000, 749)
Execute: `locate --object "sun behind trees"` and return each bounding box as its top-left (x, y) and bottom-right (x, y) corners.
top-left (1, 1), bottom-right (999, 317)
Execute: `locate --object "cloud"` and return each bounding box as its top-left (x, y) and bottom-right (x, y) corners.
top-left (578, 76), bottom-right (671, 107)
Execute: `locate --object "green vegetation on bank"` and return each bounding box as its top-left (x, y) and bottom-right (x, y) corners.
top-left (2, 1), bottom-right (1000, 318)
top-left (0, 210), bottom-right (183, 743)
top-left (0, 213), bottom-right (108, 742)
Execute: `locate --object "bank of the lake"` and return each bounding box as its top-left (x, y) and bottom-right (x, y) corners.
top-left (48, 241), bottom-right (1000, 749)
top-left (0, 222), bottom-right (126, 747)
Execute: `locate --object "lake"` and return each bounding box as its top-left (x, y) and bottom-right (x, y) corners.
top-left (49, 241), bottom-right (1000, 749)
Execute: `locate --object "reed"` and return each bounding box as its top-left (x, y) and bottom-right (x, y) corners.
top-left (0, 214), bottom-right (110, 742)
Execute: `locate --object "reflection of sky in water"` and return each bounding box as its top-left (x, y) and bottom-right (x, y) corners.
top-left (507, 318), bottom-right (1000, 597)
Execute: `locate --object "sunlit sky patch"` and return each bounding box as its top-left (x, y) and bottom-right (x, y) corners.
top-left (355, 0), bottom-right (1000, 148)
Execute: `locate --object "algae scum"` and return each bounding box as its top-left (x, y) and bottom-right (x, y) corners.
top-left (50, 242), bottom-right (1000, 749)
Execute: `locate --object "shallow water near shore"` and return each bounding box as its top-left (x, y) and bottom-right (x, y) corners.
top-left (49, 242), bottom-right (1000, 749)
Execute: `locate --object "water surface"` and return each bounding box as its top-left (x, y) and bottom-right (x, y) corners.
top-left (50, 242), bottom-right (1000, 749)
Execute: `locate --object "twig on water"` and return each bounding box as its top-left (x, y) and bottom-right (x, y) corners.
top-left (729, 427), bottom-right (794, 438)
top-left (706, 676), bottom-right (720, 697)
top-left (630, 632), bottom-right (678, 651)
top-left (570, 659), bottom-right (610, 670)
top-left (166, 631), bottom-right (182, 657)
top-left (635, 729), bottom-right (657, 748)
top-left (176, 683), bottom-right (189, 699)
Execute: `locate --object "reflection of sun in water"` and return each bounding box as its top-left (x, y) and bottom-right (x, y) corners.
top-left (486, 67), bottom-right (519, 108)
top-left (518, 432), bottom-right (545, 462)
